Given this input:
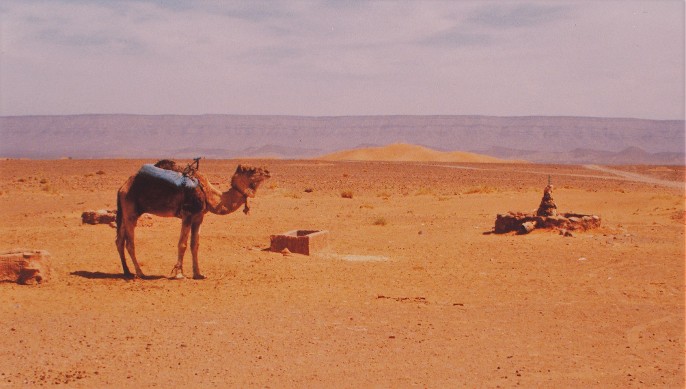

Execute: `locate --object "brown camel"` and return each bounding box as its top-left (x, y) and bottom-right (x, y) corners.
top-left (115, 160), bottom-right (270, 279)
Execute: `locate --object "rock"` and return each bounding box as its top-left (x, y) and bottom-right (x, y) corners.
top-left (519, 221), bottom-right (536, 234)
top-left (82, 209), bottom-right (116, 225)
top-left (559, 229), bottom-right (574, 237)
top-left (0, 249), bottom-right (50, 284)
top-left (493, 185), bottom-right (601, 234)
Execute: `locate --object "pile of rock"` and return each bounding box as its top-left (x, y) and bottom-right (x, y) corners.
top-left (494, 185), bottom-right (601, 235)
top-left (81, 209), bottom-right (117, 225)
top-left (495, 212), bottom-right (601, 234)
top-left (0, 249), bottom-right (50, 285)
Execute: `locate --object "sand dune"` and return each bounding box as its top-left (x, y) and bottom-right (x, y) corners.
top-left (319, 143), bottom-right (521, 163)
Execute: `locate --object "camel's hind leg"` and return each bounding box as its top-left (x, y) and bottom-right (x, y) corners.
top-left (190, 216), bottom-right (205, 280)
top-left (171, 217), bottom-right (192, 279)
top-left (115, 225), bottom-right (132, 278)
top-left (123, 218), bottom-right (145, 278)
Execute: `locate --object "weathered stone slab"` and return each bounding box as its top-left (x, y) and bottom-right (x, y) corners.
top-left (81, 209), bottom-right (117, 225)
top-left (270, 230), bottom-right (329, 255)
top-left (0, 249), bottom-right (50, 285)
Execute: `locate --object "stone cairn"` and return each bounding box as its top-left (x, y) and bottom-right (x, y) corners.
top-left (494, 184), bottom-right (601, 235)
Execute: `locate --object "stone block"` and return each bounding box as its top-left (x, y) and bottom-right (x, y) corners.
top-left (270, 230), bottom-right (329, 256)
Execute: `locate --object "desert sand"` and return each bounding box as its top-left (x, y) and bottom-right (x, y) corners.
top-left (0, 156), bottom-right (684, 387)
top-left (320, 143), bottom-right (519, 163)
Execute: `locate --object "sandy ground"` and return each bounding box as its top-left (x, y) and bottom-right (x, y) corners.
top-left (0, 159), bottom-right (684, 388)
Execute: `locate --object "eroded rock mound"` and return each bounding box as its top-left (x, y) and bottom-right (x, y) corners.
top-left (0, 249), bottom-right (50, 285)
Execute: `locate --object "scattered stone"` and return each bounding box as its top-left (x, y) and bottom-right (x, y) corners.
top-left (0, 249), bottom-right (50, 285)
top-left (519, 221), bottom-right (536, 234)
top-left (559, 229), bottom-right (574, 237)
top-left (81, 209), bottom-right (116, 225)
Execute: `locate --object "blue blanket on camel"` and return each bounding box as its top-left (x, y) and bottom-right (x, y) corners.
top-left (138, 164), bottom-right (199, 189)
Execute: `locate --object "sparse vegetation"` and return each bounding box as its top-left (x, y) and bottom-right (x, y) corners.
top-left (414, 187), bottom-right (433, 196)
top-left (463, 185), bottom-right (498, 194)
top-left (373, 217), bottom-right (387, 226)
top-left (41, 184), bottom-right (59, 194)
top-left (341, 190), bottom-right (353, 199)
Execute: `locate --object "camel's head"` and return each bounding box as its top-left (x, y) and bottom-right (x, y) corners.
top-left (231, 164), bottom-right (271, 197)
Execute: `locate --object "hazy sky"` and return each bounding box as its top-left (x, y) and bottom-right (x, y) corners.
top-left (1, 1), bottom-right (684, 119)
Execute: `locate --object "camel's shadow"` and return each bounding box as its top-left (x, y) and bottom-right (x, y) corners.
top-left (70, 271), bottom-right (165, 280)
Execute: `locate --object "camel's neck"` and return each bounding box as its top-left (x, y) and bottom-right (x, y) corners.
top-left (203, 179), bottom-right (246, 215)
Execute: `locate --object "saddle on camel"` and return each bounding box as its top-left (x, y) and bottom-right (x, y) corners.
top-left (116, 158), bottom-right (270, 280)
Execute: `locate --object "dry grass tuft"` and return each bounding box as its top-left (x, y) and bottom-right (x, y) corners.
top-left (341, 190), bottom-right (354, 199)
top-left (41, 184), bottom-right (59, 194)
top-left (373, 217), bottom-right (388, 226)
top-left (414, 187), bottom-right (433, 196)
top-left (463, 185), bottom-right (498, 194)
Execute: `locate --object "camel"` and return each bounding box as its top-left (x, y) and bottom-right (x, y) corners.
top-left (115, 159), bottom-right (270, 279)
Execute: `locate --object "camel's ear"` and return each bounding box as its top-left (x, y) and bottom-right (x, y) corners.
top-left (235, 164), bottom-right (245, 174)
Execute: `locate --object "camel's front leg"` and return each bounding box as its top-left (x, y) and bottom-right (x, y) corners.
top-left (171, 219), bottom-right (192, 279)
top-left (190, 218), bottom-right (205, 279)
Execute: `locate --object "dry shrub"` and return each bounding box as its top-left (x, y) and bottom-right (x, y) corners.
top-left (373, 217), bottom-right (387, 226)
top-left (41, 184), bottom-right (59, 194)
top-left (341, 190), bottom-right (354, 199)
top-left (414, 187), bottom-right (433, 196)
top-left (285, 192), bottom-right (301, 199)
top-left (463, 185), bottom-right (497, 194)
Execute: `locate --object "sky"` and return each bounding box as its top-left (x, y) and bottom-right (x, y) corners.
top-left (0, 0), bottom-right (684, 120)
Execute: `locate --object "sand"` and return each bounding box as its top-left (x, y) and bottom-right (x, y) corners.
top-left (319, 143), bottom-right (519, 163)
top-left (0, 158), bottom-right (684, 387)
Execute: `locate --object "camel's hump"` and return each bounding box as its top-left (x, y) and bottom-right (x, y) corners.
top-left (138, 164), bottom-right (199, 189)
